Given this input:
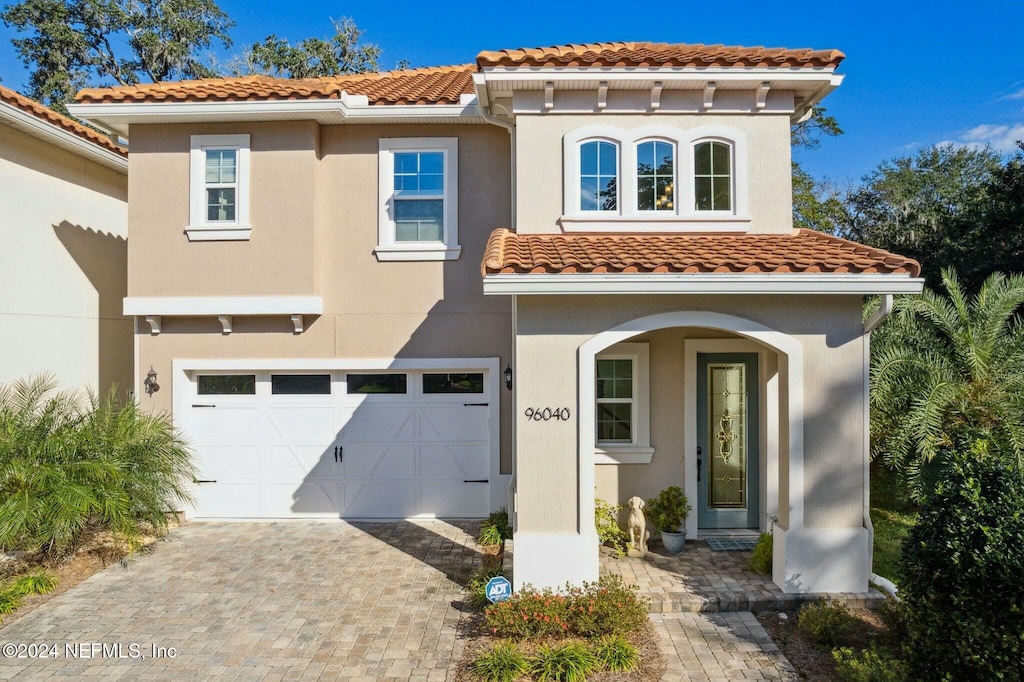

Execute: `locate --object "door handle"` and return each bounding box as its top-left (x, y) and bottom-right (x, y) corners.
top-left (334, 446), bottom-right (338, 462)
top-left (697, 446), bottom-right (702, 482)
top-left (339, 446), bottom-right (343, 462)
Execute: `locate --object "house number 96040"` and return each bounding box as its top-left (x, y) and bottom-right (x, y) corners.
top-left (524, 407), bottom-right (571, 421)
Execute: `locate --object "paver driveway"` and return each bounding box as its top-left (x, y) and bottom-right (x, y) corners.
top-left (0, 521), bottom-right (483, 681)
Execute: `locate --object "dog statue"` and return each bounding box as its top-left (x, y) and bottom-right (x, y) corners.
top-left (626, 496), bottom-right (650, 557)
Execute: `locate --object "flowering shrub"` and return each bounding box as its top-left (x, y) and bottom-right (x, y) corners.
top-left (484, 575), bottom-right (648, 640)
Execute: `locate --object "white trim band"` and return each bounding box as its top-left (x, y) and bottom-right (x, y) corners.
top-left (124, 296), bottom-right (323, 317)
top-left (484, 274), bottom-right (925, 295)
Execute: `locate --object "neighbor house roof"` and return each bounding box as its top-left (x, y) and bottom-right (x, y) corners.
top-left (481, 229), bottom-right (921, 276)
top-left (74, 41), bottom-right (843, 106)
top-left (76, 65), bottom-right (476, 106)
top-left (476, 42), bottom-right (845, 69)
top-left (0, 85), bottom-right (126, 157)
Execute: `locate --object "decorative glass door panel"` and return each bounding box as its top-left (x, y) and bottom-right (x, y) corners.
top-left (697, 353), bottom-right (759, 529)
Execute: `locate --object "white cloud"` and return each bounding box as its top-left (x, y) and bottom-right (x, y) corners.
top-left (999, 86), bottom-right (1024, 101)
top-left (958, 123), bottom-right (1024, 152)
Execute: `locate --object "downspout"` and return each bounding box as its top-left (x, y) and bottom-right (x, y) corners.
top-left (862, 294), bottom-right (894, 578)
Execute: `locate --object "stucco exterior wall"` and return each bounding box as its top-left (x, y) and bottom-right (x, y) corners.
top-left (513, 113), bottom-right (793, 234)
top-left (130, 122), bottom-right (514, 473)
top-left (0, 124), bottom-right (130, 394)
top-left (514, 294), bottom-right (866, 534)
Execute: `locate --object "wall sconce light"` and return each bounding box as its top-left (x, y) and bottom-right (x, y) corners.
top-left (504, 364), bottom-right (513, 390)
top-left (144, 366), bottom-right (160, 396)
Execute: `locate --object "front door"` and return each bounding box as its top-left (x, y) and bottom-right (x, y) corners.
top-left (696, 353), bottom-right (759, 529)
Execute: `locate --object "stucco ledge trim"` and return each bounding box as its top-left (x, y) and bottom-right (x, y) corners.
top-left (594, 447), bottom-right (655, 464)
top-left (123, 296), bottom-right (324, 317)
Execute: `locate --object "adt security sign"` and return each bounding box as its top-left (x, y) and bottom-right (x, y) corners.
top-left (485, 576), bottom-right (512, 603)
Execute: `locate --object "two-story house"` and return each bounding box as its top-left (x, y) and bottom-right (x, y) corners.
top-left (69, 41), bottom-right (923, 596)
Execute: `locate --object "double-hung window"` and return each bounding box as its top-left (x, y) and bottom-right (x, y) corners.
top-left (693, 140), bottom-right (732, 212)
top-left (377, 138), bottom-right (460, 261)
top-left (636, 140), bottom-right (675, 212)
top-left (594, 343), bottom-right (652, 463)
top-left (188, 134), bottom-right (251, 241)
top-left (579, 140), bottom-right (618, 212)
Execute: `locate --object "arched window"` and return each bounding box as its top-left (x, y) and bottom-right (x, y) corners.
top-left (693, 141), bottom-right (732, 211)
top-left (636, 140), bottom-right (675, 212)
top-left (579, 140), bottom-right (618, 211)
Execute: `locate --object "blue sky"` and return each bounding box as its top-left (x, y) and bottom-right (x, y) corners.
top-left (2, 0), bottom-right (1022, 184)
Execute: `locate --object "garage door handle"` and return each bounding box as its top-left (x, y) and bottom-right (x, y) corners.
top-left (464, 402), bottom-right (489, 407)
top-left (192, 404), bottom-right (216, 408)
top-left (193, 479), bottom-right (217, 484)
top-left (335, 446), bottom-right (343, 462)
top-left (464, 479), bottom-right (488, 483)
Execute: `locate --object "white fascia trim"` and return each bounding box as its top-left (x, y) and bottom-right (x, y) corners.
top-left (0, 101), bottom-right (127, 171)
top-left (123, 296), bottom-right (323, 316)
top-left (483, 274), bottom-right (925, 295)
top-left (482, 67), bottom-right (842, 84)
top-left (68, 99), bottom-right (483, 136)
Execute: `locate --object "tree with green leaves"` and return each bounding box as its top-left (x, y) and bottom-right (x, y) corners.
top-left (838, 144), bottom-right (1008, 290)
top-left (790, 107), bottom-right (847, 232)
top-left (1, 0), bottom-right (234, 112)
top-left (230, 17), bottom-right (379, 79)
top-left (870, 268), bottom-right (1024, 498)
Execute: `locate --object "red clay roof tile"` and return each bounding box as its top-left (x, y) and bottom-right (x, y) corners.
top-left (75, 65), bottom-right (476, 105)
top-left (481, 229), bottom-right (920, 277)
top-left (476, 42), bottom-right (844, 69)
top-left (0, 85), bottom-right (126, 157)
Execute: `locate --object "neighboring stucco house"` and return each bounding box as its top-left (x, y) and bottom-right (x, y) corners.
top-left (0, 86), bottom-right (131, 395)
top-left (68, 41), bottom-right (922, 596)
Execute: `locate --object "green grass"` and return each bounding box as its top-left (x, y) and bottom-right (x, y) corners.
top-left (870, 463), bottom-right (917, 582)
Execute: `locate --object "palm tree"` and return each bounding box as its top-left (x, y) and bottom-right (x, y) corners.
top-left (871, 269), bottom-right (1024, 497)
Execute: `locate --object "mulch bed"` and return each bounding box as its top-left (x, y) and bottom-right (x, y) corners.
top-left (754, 607), bottom-right (888, 680)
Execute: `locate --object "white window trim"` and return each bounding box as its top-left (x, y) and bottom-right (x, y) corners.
top-left (187, 134), bottom-right (251, 241)
top-left (595, 342), bottom-right (653, 464)
top-left (561, 124), bottom-right (749, 232)
top-left (377, 137), bottom-right (461, 261)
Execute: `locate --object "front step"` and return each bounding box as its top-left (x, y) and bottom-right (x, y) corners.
top-left (647, 589), bottom-right (886, 613)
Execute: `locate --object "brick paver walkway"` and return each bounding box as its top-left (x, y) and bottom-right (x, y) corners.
top-left (0, 522), bottom-right (800, 680)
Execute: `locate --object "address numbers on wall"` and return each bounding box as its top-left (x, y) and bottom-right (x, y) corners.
top-left (524, 407), bottom-right (571, 421)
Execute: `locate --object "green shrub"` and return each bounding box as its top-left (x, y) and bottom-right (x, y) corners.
top-left (593, 635), bottom-right (638, 672)
top-left (565, 575), bottom-right (648, 638)
top-left (484, 575), bottom-right (648, 640)
top-left (832, 645), bottom-right (907, 682)
top-left (0, 376), bottom-right (195, 561)
top-left (478, 508), bottom-right (512, 547)
top-left (8, 570), bottom-right (57, 597)
top-left (796, 599), bottom-right (857, 647)
top-left (466, 566), bottom-right (508, 610)
top-left (0, 590), bottom-right (20, 618)
top-left (645, 486), bottom-right (692, 532)
top-left (594, 497), bottom-right (628, 557)
top-left (748, 532), bottom-right (772, 575)
top-left (485, 587), bottom-right (572, 639)
top-left (899, 445), bottom-right (1024, 681)
top-left (529, 642), bottom-right (597, 682)
top-left (471, 641), bottom-right (529, 682)
top-left (876, 597), bottom-right (907, 643)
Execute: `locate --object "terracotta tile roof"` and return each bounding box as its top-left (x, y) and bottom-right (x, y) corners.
top-left (75, 65), bottom-right (476, 105)
top-left (476, 42), bottom-right (845, 69)
top-left (481, 229), bottom-right (920, 277)
top-left (0, 85), bottom-right (126, 157)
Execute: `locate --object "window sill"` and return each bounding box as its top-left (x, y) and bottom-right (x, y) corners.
top-left (559, 215), bottom-right (751, 233)
top-left (594, 447), bottom-right (655, 464)
top-left (185, 225), bottom-right (253, 242)
top-left (374, 244), bottom-right (462, 262)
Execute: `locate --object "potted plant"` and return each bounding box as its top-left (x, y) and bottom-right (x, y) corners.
top-left (646, 486), bottom-right (692, 554)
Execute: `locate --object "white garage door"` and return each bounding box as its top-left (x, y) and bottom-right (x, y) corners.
top-left (182, 369), bottom-right (492, 519)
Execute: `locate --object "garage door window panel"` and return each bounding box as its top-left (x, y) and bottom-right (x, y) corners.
top-left (271, 374), bottom-right (332, 395)
top-left (346, 373), bottom-right (408, 394)
top-left (197, 374), bottom-right (256, 395)
top-left (423, 373), bottom-right (484, 394)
